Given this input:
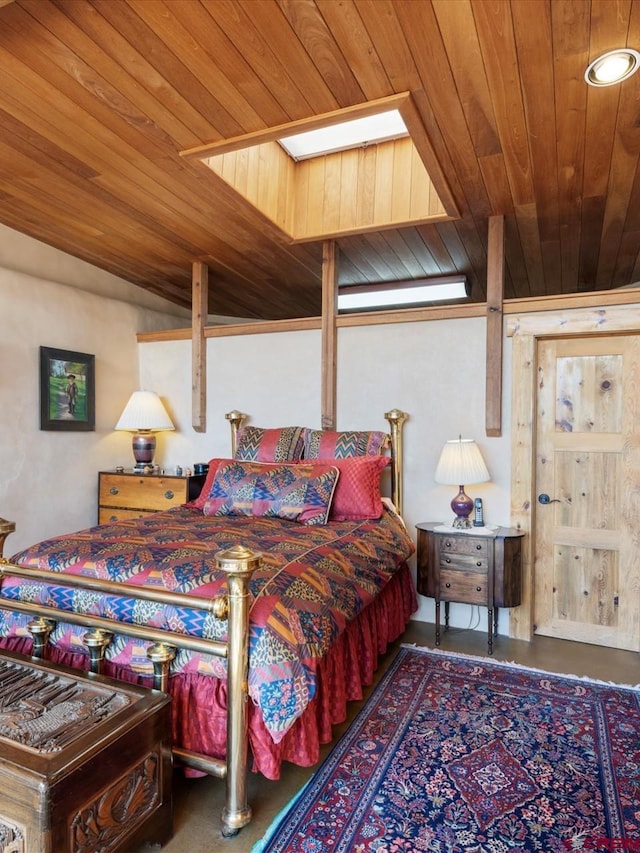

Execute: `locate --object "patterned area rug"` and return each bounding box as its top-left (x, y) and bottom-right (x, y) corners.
top-left (253, 645), bottom-right (640, 852)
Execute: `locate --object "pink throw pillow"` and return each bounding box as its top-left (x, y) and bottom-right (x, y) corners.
top-left (304, 455), bottom-right (389, 521)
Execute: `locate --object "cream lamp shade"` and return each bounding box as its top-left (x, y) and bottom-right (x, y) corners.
top-left (434, 437), bottom-right (490, 528)
top-left (115, 390), bottom-right (174, 472)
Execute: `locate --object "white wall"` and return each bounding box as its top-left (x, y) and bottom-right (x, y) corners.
top-left (138, 317), bottom-right (516, 635)
top-left (0, 219), bottom-right (518, 636)
top-left (0, 231), bottom-right (187, 554)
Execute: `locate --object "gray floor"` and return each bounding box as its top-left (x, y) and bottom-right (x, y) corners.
top-left (129, 620), bottom-right (640, 852)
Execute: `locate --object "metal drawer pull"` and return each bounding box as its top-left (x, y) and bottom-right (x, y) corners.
top-left (476, 561), bottom-right (482, 567)
top-left (109, 487), bottom-right (119, 495)
top-left (164, 490), bottom-right (175, 500)
top-left (445, 540), bottom-right (452, 547)
top-left (445, 583), bottom-right (451, 588)
top-left (109, 515), bottom-right (117, 522)
top-left (476, 544), bottom-right (482, 550)
top-left (445, 558), bottom-right (451, 563)
top-left (476, 586), bottom-right (482, 592)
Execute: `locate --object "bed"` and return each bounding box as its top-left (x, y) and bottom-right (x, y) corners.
top-left (0, 409), bottom-right (416, 835)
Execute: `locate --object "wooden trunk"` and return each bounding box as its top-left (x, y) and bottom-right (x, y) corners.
top-left (0, 649), bottom-right (172, 853)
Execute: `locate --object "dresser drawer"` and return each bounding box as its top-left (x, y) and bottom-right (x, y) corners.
top-left (439, 536), bottom-right (488, 558)
top-left (99, 474), bottom-right (187, 511)
top-left (440, 570), bottom-right (489, 604)
top-left (98, 507), bottom-right (152, 524)
top-left (440, 553), bottom-right (488, 572)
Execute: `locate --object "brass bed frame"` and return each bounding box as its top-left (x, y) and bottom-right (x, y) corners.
top-left (0, 409), bottom-right (407, 836)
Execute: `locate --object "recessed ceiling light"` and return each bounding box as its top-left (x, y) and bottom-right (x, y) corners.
top-left (585, 48), bottom-right (640, 87)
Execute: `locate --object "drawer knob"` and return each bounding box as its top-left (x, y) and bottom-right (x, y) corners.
top-left (109, 487), bottom-right (119, 495)
top-left (109, 515), bottom-right (117, 522)
top-left (445, 558), bottom-right (451, 564)
top-left (476, 586), bottom-right (482, 592)
top-left (476, 561), bottom-right (482, 567)
top-left (445, 540), bottom-right (452, 548)
top-left (164, 490), bottom-right (175, 500)
top-left (476, 544), bottom-right (482, 550)
top-left (445, 582), bottom-right (451, 588)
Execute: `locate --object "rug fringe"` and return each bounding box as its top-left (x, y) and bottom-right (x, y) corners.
top-left (400, 642), bottom-right (640, 691)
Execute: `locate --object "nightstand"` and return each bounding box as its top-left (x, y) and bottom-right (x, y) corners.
top-left (416, 522), bottom-right (524, 654)
top-left (98, 471), bottom-right (206, 524)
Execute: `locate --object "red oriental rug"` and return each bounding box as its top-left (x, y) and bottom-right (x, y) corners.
top-left (252, 646), bottom-right (640, 853)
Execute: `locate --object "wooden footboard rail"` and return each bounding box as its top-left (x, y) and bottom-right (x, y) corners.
top-left (0, 541), bottom-right (261, 838)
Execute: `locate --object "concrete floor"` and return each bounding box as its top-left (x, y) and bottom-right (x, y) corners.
top-left (128, 620), bottom-right (640, 852)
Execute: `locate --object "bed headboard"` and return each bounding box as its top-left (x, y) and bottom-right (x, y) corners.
top-left (224, 409), bottom-right (409, 516)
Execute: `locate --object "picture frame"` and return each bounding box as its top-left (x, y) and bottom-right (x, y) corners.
top-left (40, 346), bottom-right (95, 431)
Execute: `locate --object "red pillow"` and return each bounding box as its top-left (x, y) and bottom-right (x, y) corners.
top-left (186, 458), bottom-right (227, 510)
top-left (305, 455), bottom-right (389, 521)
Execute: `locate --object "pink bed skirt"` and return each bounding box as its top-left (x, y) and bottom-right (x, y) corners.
top-left (0, 562), bottom-right (417, 780)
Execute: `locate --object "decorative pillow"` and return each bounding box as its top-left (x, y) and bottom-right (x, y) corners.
top-left (186, 458), bottom-right (227, 511)
top-left (303, 455), bottom-right (389, 521)
top-left (202, 460), bottom-right (339, 525)
top-left (303, 429), bottom-right (388, 459)
top-left (234, 426), bottom-right (305, 463)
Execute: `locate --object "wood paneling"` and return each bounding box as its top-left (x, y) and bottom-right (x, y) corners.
top-left (0, 1), bottom-right (638, 319)
top-left (294, 138), bottom-right (447, 238)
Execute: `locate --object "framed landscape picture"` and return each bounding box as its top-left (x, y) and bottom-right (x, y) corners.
top-left (40, 346), bottom-right (95, 431)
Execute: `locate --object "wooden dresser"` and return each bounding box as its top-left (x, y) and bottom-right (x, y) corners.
top-left (98, 470), bottom-right (206, 523)
top-left (416, 521), bottom-right (524, 654)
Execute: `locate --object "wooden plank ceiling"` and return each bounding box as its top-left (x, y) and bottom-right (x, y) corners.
top-left (0, 0), bottom-right (639, 320)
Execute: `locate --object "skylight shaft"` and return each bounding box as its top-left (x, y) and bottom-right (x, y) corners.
top-left (279, 110), bottom-right (408, 161)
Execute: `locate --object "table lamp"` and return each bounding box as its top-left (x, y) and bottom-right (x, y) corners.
top-left (434, 436), bottom-right (490, 528)
top-left (115, 390), bottom-right (174, 472)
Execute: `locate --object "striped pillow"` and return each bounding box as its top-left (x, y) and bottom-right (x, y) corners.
top-left (303, 429), bottom-right (388, 459)
top-left (235, 426), bottom-right (305, 462)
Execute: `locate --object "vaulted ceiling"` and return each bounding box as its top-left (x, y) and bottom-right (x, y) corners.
top-left (0, 0), bottom-right (639, 320)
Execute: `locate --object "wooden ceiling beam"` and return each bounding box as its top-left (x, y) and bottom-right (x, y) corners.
top-left (192, 261), bottom-right (208, 433)
top-left (486, 215), bottom-right (505, 437)
top-left (321, 240), bottom-right (338, 430)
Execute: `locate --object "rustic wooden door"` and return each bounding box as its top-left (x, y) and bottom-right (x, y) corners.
top-left (534, 334), bottom-right (640, 650)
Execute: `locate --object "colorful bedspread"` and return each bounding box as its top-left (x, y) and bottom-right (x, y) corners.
top-left (0, 506), bottom-right (414, 741)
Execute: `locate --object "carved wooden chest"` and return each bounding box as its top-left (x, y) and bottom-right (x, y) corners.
top-left (0, 649), bottom-right (172, 853)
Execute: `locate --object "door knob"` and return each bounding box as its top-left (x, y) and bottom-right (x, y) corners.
top-left (538, 493), bottom-right (560, 504)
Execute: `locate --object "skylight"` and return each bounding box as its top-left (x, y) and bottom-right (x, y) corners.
top-left (278, 110), bottom-right (409, 161)
top-left (338, 278), bottom-right (468, 312)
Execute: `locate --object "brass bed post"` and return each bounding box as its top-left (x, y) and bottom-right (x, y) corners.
top-left (385, 409), bottom-right (408, 517)
top-left (27, 617), bottom-right (56, 658)
top-left (215, 544), bottom-right (262, 837)
top-left (147, 642), bottom-right (177, 692)
top-left (83, 629), bottom-right (113, 674)
top-left (0, 518), bottom-right (15, 559)
top-left (225, 410), bottom-right (246, 457)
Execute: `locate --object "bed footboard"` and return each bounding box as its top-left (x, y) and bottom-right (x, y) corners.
top-left (0, 532), bottom-right (261, 838)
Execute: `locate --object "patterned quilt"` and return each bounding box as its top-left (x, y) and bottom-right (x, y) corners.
top-left (0, 505), bottom-right (415, 740)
